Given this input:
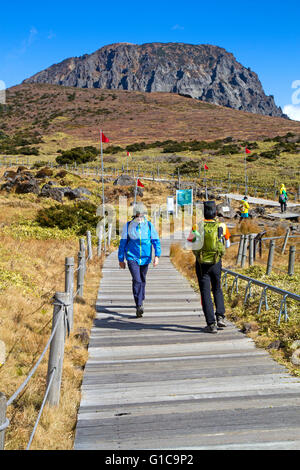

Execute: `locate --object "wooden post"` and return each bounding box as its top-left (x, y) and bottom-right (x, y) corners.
top-left (236, 235), bottom-right (244, 265)
top-left (65, 257), bottom-right (74, 331)
top-left (86, 231), bottom-right (93, 260)
top-left (97, 225), bottom-right (103, 257)
top-left (281, 228), bottom-right (290, 254)
top-left (107, 223), bottom-right (112, 250)
top-left (103, 223), bottom-right (107, 254)
top-left (249, 234), bottom-right (254, 266)
top-left (77, 251), bottom-right (84, 297)
top-left (266, 240), bottom-right (275, 275)
top-left (288, 246), bottom-right (296, 276)
top-left (241, 235), bottom-right (248, 267)
top-left (79, 238), bottom-right (86, 275)
top-left (46, 292), bottom-right (70, 406)
top-left (0, 392), bottom-right (7, 450)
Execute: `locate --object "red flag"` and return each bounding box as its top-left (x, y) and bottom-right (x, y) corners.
top-left (245, 147), bottom-right (251, 154)
top-left (204, 164), bottom-right (208, 170)
top-left (101, 131), bottom-right (110, 143)
top-left (127, 151), bottom-right (131, 157)
top-left (137, 179), bottom-right (144, 188)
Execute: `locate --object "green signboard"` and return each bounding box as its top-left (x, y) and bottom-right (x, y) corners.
top-left (176, 189), bottom-right (193, 206)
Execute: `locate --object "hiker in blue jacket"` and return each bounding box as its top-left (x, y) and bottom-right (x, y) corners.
top-left (118, 204), bottom-right (161, 317)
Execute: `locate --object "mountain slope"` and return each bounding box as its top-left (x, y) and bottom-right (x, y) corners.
top-left (3, 83), bottom-right (300, 151)
top-left (23, 42), bottom-right (285, 118)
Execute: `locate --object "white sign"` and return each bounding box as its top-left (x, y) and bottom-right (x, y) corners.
top-left (167, 196), bottom-right (174, 213)
top-left (0, 81), bottom-right (6, 105)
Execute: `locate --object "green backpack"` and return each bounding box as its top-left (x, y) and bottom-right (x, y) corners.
top-left (195, 220), bottom-right (225, 264)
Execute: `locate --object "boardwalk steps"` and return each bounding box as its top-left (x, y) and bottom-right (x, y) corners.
top-left (74, 240), bottom-right (300, 450)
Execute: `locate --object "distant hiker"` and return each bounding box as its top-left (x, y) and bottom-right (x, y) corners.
top-left (118, 204), bottom-right (161, 318)
top-left (279, 184), bottom-right (288, 213)
top-left (240, 196), bottom-right (249, 219)
top-left (188, 201), bottom-right (231, 334)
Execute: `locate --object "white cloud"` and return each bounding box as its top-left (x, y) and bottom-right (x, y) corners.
top-left (28, 27), bottom-right (38, 46)
top-left (172, 24), bottom-right (184, 30)
top-left (18, 27), bottom-right (38, 54)
top-left (283, 104), bottom-right (300, 121)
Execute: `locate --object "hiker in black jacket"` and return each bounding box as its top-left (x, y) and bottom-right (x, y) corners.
top-left (189, 201), bottom-right (231, 334)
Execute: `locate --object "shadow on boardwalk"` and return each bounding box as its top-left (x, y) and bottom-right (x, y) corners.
top-left (94, 310), bottom-right (211, 334)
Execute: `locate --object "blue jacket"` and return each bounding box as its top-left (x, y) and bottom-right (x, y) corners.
top-left (118, 218), bottom-right (161, 265)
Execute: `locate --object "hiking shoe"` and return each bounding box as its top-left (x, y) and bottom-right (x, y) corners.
top-left (216, 316), bottom-right (227, 328)
top-left (136, 306), bottom-right (144, 318)
top-left (203, 323), bottom-right (218, 334)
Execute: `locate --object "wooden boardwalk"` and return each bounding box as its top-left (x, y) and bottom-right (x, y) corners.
top-left (220, 192), bottom-right (300, 209)
top-left (74, 239), bottom-right (300, 450)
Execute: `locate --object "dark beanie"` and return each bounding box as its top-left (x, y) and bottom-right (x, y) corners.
top-left (204, 200), bottom-right (216, 219)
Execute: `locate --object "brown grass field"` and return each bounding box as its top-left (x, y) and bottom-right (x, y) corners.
top-left (3, 83), bottom-right (300, 150)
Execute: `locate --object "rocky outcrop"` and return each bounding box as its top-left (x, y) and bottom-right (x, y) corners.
top-left (24, 42), bottom-right (285, 117)
top-left (0, 167), bottom-right (92, 202)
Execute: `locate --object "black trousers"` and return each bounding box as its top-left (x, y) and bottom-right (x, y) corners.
top-left (280, 202), bottom-right (287, 213)
top-left (195, 260), bottom-right (225, 325)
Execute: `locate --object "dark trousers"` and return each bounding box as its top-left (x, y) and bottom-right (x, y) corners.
top-left (280, 202), bottom-right (287, 213)
top-left (195, 260), bottom-right (225, 326)
top-left (127, 260), bottom-right (149, 307)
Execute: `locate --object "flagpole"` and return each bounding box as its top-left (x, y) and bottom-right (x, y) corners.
top-left (204, 164), bottom-right (208, 200)
top-left (134, 176), bottom-right (138, 206)
top-left (100, 129), bottom-right (105, 217)
top-left (244, 148), bottom-right (247, 196)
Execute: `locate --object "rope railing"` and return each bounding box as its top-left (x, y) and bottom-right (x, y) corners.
top-left (0, 228), bottom-right (112, 450)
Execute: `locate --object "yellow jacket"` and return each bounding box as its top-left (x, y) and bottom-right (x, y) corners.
top-left (241, 199), bottom-right (249, 214)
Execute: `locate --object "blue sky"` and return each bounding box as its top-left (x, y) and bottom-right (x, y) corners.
top-left (1, 0), bottom-right (300, 119)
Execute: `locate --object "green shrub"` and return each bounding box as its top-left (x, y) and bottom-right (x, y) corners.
top-left (260, 150), bottom-right (280, 159)
top-left (274, 142), bottom-right (299, 153)
top-left (162, 141), bottom-right (189, 153)
top-left (240, 141), bottom-right (259, 150)
top-left (32, 161), bottom-right (50, 169)
top-left (56, 146), bottom-right (98, 165)
top-left (19, 146), bottom-right (39, 155)
top-left (0, 131), bottom-right (42, 154)
top-left (36, 201), bottom-right (99, 236)
top-left (103, 145), bottom-right (123, 154)
top-left (216, 144), bottom-right (241, 155)
top-left (126, 142), bottom-right (148, 152)
top-left (175, 160), bottom-right (200, 175)
top-left (246, 153), bottom-right (259, 162)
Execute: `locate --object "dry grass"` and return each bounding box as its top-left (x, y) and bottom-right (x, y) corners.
top-left (0, 234), bottom-right (103, 449)
top-left (0, 183), bottom-right (104, 449)
top-left (4, 83), bottom-right (300, 151)
top-left (170, 243), bottom-right (198, 291)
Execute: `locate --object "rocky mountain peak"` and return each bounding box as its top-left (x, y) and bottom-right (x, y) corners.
top-left (23, 42), bottom-right (286, 118)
